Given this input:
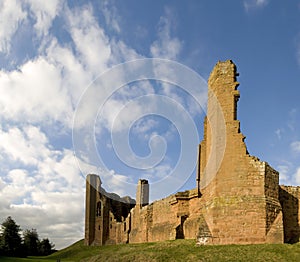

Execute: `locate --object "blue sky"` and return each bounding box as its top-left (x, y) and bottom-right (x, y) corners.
top-left (0, 0), bottom-right (300, 249)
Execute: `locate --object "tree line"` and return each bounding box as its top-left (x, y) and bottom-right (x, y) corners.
top-left (0, 216), bottom-right (55, 257)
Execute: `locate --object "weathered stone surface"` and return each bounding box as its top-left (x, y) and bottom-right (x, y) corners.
top-left (84, 60), bottom-right (300, 246)
top-left (279, 186), bottom-right (300, 243)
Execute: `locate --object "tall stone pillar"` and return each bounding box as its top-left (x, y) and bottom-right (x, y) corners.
top-left (84, 174), bottom-right (101, 245)
top-left (136, 179), bottom-right (149, 208)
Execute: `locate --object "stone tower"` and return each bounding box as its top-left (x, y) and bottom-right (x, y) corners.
top-left (198, 60), bottom-right (283, 244)
top-left (136, 179), bottom-right (149, 208)
top-left (84, 174), bottom-right (102, 245)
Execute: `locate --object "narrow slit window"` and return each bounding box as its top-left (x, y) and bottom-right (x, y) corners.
top-left (96, 201), bottom-right (101, 217)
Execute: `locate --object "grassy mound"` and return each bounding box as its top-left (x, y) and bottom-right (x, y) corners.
top-left (1, 239), bottom-right (300, 261)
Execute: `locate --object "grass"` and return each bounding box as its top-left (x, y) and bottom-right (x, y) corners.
top-left (1, 239), bottom-right (300, 262)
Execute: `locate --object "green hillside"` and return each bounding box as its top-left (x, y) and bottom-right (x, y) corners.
top-left (1, 239), bottom-right (300, 262)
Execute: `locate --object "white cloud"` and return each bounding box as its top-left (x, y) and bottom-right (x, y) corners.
top-left (132, 118), bottom-right (159, 135)
top-left (5, 169), bottom-right (35, 201)
top-left (0, 0), bottom-right (26, 53)
top-left (101, 0), bottom-right (121, 33)
top-left (291, 141), bottom-right (300, 153)
top-left (26, 0), bottom-right (62, 36)
top-left (110, 39), bottom-right (143, 63)
top-left (288, 108), bottom-right (298, 132)
top-left (0, 125), bottom-right (50, 166)
top-left (150, 7), bottom-right (182, 60)
top-left (0, 57), bottom-right (74, 127)
top-left (277, 164), bottom-right (290, 184)
top-left (104, 169), bottom-right (132, 196)
top-left (0, 125), bottom-right (85, 190)
top-left (244, 0), bottom-right (269, 12)
top-left (66, 4), bottom-right (111, 75)
top-left (7, 191), bottom-right (85, 249)
top-left (255, 0), bottom-right (269, 6)
top-left (117, 81), bottom-right (155, 99)
top-left (0, 4), bottom-right (114, 130)
top-left (295, 167), bottom-right (300, 185)
top-left (94, 81), bottom-right (156, 135)
top-left (0, 1), bottom-right (200, 250)
top-left (0, 125), bottom-right (87, 249)
top-left (149, 9), bottom-right (206, 119)
top-left (146, 163), bottom-right (173, 180)
top-left (0, 0), bottom-right (150, 251)
top-left (275, 128), bottom-right (282, 140)
top-left (131, 117), bottom-right (176, 143)
top-left (45, 38), bottom-right (92, 109)
top-left (100, 97), bottom-right (145, 133)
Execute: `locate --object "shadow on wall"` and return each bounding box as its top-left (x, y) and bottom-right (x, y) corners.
top-left (176, 215), bottom-right (188, 239)
top-left (279, 187), bottom-right (300, 244)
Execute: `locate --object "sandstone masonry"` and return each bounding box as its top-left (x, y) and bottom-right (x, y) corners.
top-left (85, 60), bottom-right (300, 245)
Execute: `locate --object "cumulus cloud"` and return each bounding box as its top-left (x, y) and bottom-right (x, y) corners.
top-left (0, 125), bottom-right (49, 166)
top-left (0, 58), bottom-right (73, 127)
top-left (0, 0), bottom-right (26, 53)
top-left (0, 125), bottom-right (87, 248)
top-left (7, 191), bottom-right (85, 249)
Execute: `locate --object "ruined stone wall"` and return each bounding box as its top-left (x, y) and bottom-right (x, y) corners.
top-left (84, 60), bottom-right (292, 247)
top-left (199, 61), bottom-right (283, 244)
top-left (129, 189), bottom-right (204, 243)
top-left (130, 195), bottom-right (177, 243)
top-left (93, 181), bottom-right (110, 246)
top-left (128, 205), bottom-right (148, 243)
top-left (264, 164), bottom-right (283, 243)
top-left (85, 174), bottom-right (135, 245)
top-left (279, 186), bottom-right (300, 243)
top-left (106, 212), bottom-right (129, 244)
top-left (177, 190), bottom-right (203, 239)
top-left (147, 196), bottom-right (178, 242)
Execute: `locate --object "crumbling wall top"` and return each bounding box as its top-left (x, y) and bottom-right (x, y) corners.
top-left (208, 60), bottom-right (239, 88)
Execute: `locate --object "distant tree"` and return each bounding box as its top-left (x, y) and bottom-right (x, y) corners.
top-left (0, 216), bottom-right (23, 256)
top-left (23, 229), bottom-right (39, 256)
top-left (0, 233), bottom-right (3, 255)
top-left (38, 238), bottom-right (55, 256)
top-left (0, 216), bottom-right (56, 257)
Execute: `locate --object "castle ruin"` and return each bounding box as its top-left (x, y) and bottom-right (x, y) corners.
top-left (85, 60), bottom-right (300, 245)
